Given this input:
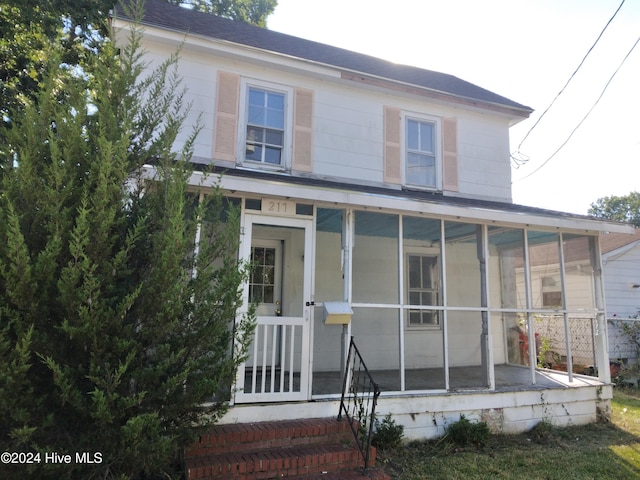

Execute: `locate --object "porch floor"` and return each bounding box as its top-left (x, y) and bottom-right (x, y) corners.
top-left (311, 364), bottom-right (603, 396)
top-left (242, 364), bottom-right (603, 397)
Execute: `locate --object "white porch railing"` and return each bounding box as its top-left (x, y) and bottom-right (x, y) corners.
top-left (236, 316), bottom-right (309, 403)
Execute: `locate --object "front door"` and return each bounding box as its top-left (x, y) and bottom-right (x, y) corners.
top-left (235, 213), bottom-right (313, 403)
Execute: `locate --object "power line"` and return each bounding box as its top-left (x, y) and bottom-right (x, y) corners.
top-left (517, 33), bottom-right (640, 181)
top-left (511, 0), bottom-right (626, 167)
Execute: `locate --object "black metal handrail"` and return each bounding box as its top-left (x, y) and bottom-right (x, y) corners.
top-left (338, 336), bottom-right (381, 472)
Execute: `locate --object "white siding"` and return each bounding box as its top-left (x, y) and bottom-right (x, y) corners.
top-left (133, 34), bottom-right (517, 202)
top-left (603, 243), bottom-right (640, 318)
top-left (457, 115), bottom-right (512, 201)
top-left (313, 86), bottom-right (384, 183)
top-left (313, 229), bottom-right (345, 372)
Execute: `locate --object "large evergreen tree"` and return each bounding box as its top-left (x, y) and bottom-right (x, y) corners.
top-left (0, 0), bottom-right (277, 152)
top-left (0, 0), bottom-right (116, 119)
top-left (0, 2), bottom-right (255, 478)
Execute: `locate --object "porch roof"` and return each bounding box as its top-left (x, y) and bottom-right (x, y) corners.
top-left (187, 165), bottom-right (635, 235)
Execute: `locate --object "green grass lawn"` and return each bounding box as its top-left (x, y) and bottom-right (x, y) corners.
top-left (377, 388), bottom-right (640, 479)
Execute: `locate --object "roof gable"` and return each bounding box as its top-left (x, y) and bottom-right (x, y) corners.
top-left (116, 0), bottom-right (532, 117)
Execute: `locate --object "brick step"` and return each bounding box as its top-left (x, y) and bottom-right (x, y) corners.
top-left (185, 442), bottom-right (366, 479)
top-left (186, 418), bottom-right (353, 458)
top-left (303, 468), bottom-right (391, 480)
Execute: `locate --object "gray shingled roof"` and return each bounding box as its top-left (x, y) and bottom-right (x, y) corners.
top-left (116, 0), bottom-right (533, 116)
top-left (195, 162), bottom-right (629, 230)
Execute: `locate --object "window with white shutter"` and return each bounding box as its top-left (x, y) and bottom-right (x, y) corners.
top-left (385, 106), bottom-right (458, 192)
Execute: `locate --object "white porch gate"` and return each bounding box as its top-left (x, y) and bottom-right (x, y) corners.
top-left (234, 213), bottom-right (314, 403)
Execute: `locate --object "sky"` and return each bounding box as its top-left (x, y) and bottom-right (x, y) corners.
top-left (267, 0), bottom-right (640, 215)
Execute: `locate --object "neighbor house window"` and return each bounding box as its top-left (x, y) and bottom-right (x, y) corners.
top-left (406, 117), bottom-right (438, 188)
top-left (541, 275), bottom-right (562, 308)
top-left (406, 253), bottom-right (440, 327)
top-left (245, 87), bottom-right (285, 165)
top-left (542, 291), bottom-right (562, 308)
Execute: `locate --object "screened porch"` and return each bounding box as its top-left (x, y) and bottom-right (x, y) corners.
top-left (310, 207), bottom-right (606, 397)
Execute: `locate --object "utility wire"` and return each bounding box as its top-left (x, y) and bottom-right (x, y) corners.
top-left (511, 0), bottom-right (626, 166)
top-left (517, 33), bottom-right (640, 181)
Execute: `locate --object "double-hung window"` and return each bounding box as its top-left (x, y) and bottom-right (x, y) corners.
top-left (245, 87), bottom-right (285, 166)
top-left (406, 253), bottom-right (440, 327)
top-left (405, 117), bottom-right (439, 189)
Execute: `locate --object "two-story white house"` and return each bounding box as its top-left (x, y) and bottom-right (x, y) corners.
top-left (116, 0), bottom-right (633, 440)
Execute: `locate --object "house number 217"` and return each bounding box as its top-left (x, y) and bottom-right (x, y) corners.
top-left (261, 198), bottom-right (294, 216)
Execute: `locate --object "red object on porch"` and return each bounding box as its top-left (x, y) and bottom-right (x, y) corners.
top-left (518, 332), bottom-right (539, 365)
top-left (184, 417), bottom-right (390, 480)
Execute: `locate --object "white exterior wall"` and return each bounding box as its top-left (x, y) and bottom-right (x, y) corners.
top-left (312, 229), bottom-right (344, 372)
top-left (312, 226), bottom-right (510, 371)
top-left (220, 384), bottom-right (612, 440)
top-left (491, 314), bottom-right (507, 364)
top-left (603, 243), bottom-right (640, 362)
top-left (351, 310), bottom-right (400, 371)
top-left (313, 86), bottom-right (384, 184)
top-left (457, 115), bottom-right (513, 202)
top-left (603, 243), bottom-right (640, 318)
top-left (379, 383), bottom-right (611, 439)
top-left (134, 34), bottom-right (516, 202)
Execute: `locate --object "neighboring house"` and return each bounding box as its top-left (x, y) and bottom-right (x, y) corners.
top-left (115, 0), bottom-right (634, 440)
top-left (601, 230), bottom-right (640, 364)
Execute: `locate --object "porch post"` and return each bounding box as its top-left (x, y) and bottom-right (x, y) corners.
top-left (398, 215), bottom-right (406, 392)
top-left (232, 200), bottom-right (251, 405)
top-left (477, 225), bottom-right (491, 387)
top-left (440, 219), bottom-right (450, 390)
top-left (341, 209), bottom-right (354, 375)
top-left (590, 236), bottom-right (611, 383)
top-left (523, 229), bottom-right (536, 384)
top-left (558, 233), bottom-right (573, 383)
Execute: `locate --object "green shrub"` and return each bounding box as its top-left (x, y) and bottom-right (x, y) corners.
top-left (528, 419), bottom-right (555, 444)
top-left (445, 414), bottom-right (490, 447)
top-left (372, 414), bottom-right (404, 449)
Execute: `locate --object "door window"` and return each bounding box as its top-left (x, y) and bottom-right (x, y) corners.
top-left (250, 246), bottom-right (277, 304)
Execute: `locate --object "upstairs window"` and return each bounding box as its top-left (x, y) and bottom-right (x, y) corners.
top-left (406, 117), bottom-right (439, 189)
top-left (245, 87), bottom-right (285, 165)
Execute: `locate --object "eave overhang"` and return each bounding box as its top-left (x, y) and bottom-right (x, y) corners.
top-left (142, 165), bottom-right (634, 236)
